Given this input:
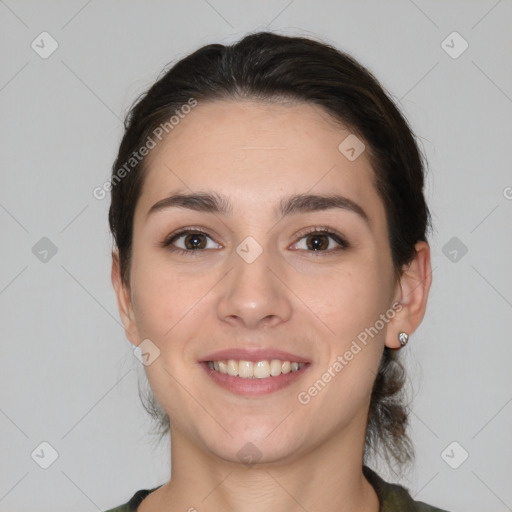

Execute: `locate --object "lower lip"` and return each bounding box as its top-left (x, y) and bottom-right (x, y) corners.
top-left (201, 362), bottom-right (310, 397)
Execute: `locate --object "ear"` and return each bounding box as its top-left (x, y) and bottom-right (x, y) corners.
top-left (111, 249), bottom-right (139, 345)
top-left (385, 241), bottom-right (432, 349)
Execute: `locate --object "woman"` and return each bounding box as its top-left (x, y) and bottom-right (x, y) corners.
top-left (105, 32), bottom-right (447, 512)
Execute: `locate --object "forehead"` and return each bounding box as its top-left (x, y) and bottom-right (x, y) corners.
top-left (136, 100), bottom-right (386, 224)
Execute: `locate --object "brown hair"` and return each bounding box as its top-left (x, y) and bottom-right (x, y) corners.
top-left (109, 31), bottom-right (430, 466)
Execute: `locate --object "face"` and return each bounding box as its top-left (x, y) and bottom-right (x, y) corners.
top-left (113, 100), bottom-right (423, 466)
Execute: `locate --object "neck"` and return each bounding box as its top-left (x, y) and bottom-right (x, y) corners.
top-left (157, 424), bottom-right (379, 512)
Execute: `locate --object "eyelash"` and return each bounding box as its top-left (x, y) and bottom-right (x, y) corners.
top-left (160, 226), bottom-right (349, 257)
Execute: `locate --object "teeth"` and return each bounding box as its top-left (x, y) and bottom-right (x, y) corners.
top-left (207, 359), bottom-right (305, 379)
top-left (270, 359), bottom-right (282, 376)
top-left (253, 360), bottom-right (269, 378)
top-left (227, 360), bottom-right (238, 376)
top-left (238, 360), bottom-right (253, 378)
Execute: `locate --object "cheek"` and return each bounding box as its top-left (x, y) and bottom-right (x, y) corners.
top-left (295, 261), bottom-right (391, 417)
top-left (300, 255), bottom-right (393, 343)
top-left (129, 253), bottom-right (198, 342)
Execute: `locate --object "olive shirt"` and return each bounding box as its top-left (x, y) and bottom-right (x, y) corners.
top-left (103, 466), bottom-right (449, 512)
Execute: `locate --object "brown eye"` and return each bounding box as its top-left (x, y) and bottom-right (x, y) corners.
top-left (162, 229), bottom-right (221, 254)
top-left (293, 229), bottom-right (348, 253)
top-left (182, 233), bottom-right (207, 250)
top-left (305, 234), bottom-right (330, 251)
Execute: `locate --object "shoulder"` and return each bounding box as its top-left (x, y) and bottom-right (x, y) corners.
top-left (103, 505), bottom-right (131, 512)
top-left (363, 466), bottom-right (450, 512)
top-left (103, 487), bottom-right (162, 512)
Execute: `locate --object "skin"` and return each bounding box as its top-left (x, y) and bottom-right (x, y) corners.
top-left (112, 100), bottom-right (432, 512)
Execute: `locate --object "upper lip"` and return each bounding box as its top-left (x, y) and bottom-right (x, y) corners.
top-left (201, 348), bottom-right (310, 363)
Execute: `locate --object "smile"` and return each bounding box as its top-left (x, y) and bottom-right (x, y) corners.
top-left (207, 359), bottom-right (306, 379)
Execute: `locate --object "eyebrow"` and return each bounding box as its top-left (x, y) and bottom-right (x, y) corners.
top-left (146, 191), bottom-right (369, 224)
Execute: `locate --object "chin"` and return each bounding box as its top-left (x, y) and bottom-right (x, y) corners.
top-left (201, 425), bottom-right (307, 467)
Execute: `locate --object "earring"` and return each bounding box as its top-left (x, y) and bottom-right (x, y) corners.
top-left (398, 332), bottom-right (409, 347)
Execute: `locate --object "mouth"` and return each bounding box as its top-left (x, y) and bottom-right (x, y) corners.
top-left (200, 355), bottom-right (310, 397)
top-left (206, 359), bottom-right (306, 379)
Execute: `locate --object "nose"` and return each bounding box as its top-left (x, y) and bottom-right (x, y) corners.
top-left (216, 245), bottom-right (293, 330)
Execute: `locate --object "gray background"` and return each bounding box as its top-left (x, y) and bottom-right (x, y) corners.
top-left (1, 1), bottom-right (511, 511)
